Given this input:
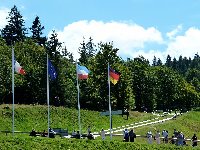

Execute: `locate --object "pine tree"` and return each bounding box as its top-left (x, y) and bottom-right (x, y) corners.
top-left (46, 30), bottom-right (62, 62)
top-left (1, 5), bottom-right (27, 45)
top-left (78, 37), bottom-right (96, 65)
top-left (157, 58), bottom-right (162, 66)
top-left (46, 30), bottom-right (62, 105)
top-left (152, 56), bottom-right (157, 66)
top-left (30, 16), bottom-right (46, 45)
top-left (165, 55), bottom-right (172, 67)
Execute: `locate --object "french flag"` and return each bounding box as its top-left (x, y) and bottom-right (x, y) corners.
top-left (77, 65), bottom-right (90, 80)
top-left (15, 60), bottom-right (26, 75)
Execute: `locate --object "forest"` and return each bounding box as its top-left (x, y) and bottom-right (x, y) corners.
top-left (0, 5), bottom-right (199, 112)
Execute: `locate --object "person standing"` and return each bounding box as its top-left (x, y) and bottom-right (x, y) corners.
top-left (124, 129), bottom-right (129, 142)
top-left (129, 129), bottom-right (136, 142)
top-left (177, 132), bottom-right (184, 146)
top-left (147, 131), bottom-right (153, 144)
top-left (162, 129), bottom-right (168, 143)
top-left (192, 134), bottom-right (198, 147)
top-left (101, 129), bottom-right (106, 140)
top-left (87, 126), bottom-right (91, 134)
top-left (155, 131), bottom-right (160, 144)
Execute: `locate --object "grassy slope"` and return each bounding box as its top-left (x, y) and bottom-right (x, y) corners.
top-left (0, 104), bottom-right (199, 149)
top-left (134, 111), bottom-right (200, 139)
top-left (0, 104), bottom-right (155, 133)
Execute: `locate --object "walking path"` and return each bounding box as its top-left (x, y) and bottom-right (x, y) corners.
top-left (92, 112), bottom-right (179, 139)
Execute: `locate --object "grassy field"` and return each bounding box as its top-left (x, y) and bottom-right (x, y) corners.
top-left (0, 104), bottom-right (199, 149)
top-left (133, 110), bottom-right (200, 139)
top-left (0, 134), bottom-right (196, 150)
top-left (0, 104), bottom-right (157, 133)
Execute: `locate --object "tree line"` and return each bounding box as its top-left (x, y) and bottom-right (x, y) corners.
top-left (0, 5), bottom-right (199, 112)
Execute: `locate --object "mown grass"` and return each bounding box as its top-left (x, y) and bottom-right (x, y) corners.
top-left (0, 104), bottom-right (199, 149)
top-left (134, 111), bottom-right (200, 139)
top-left (0, 134), bottom-right (195, 150)
top-left (0, 104), bottom-right (155, 133)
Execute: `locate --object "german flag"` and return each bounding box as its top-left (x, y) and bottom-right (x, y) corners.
top-left (109, 67), bottom-right (120, 85)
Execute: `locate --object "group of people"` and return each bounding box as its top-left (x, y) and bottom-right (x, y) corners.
top-left (86, 126), bottom-right (198, 147)
top-left (123, 129), bottom-right (136, 142)
top-left (171, 129), bottom-right (197, 147)
top-left (146, 129), bottom-right (198, 147)
top-left (29, 128), bottom-right (55, 138)
top-left (71, 126), bottom-right (95, 139)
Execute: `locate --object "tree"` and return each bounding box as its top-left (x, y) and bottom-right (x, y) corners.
top-left (30, 16), bottom-right (46, 45)
top-left (152, 56), bottom-right (157, 66)
top-left (1, 5), bottom-right (27, 45)
top-left (78, 37), bottom-right (96, 65)
top-left (61, 46), bottom-right (74, 62)
top-left (85, 42), bottom-right (121, 110)
top-left (157, 58), bottom-right (162, 66)
top-left (46, 30), bottom-right (62, 105)
top-left (172, 57), bottom-right (178, 70)
top-left (185, 68), bottom-right (200, 92)
top-left (130, 56), bottom-right (152, 111)
top-left (155, 66), bottom-right (181, 111)
top-left (0, 38), bottom-right (12, 103)
top-left (165, 55), bottom-right (172, 68)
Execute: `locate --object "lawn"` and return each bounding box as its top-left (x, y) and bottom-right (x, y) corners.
top-left (0, 104), bottom-right (199, 149)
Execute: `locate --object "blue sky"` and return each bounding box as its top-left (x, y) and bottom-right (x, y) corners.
top-left (1, 0), bottom-right (200, 62)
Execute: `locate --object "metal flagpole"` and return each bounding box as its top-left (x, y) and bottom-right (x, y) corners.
top-left (108, 62), bottom-right (112, 140)
top-left (47, 54), bottom-right (50, 137)
top-left (76, 61), bottom-right (81, 138)
top-left (12, 46), bottom-right (15, 136)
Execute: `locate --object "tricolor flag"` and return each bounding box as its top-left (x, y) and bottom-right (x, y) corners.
top-left (109, 67), bottom-right (120, 85)
top-left (77, 65), bottom-right (90, 80)
top-left (14, 60), bottom-right (26, 75)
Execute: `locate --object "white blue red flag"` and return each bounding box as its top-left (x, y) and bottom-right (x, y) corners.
top-left (77, 65), bottom-right (90, 80)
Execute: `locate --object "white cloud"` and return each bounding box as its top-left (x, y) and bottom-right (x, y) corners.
top-left (166, 25), bottom-right (182, 39)
top-left (50, 20), bottom-right (200, 63)
top-left (0, 8), bottom-right (9, 29)
top-left (54, 20), bottom-right (163, 60)
top-left (128, 50), bottom-right (166, 63)
top-left (166, 27), bottom-right (200, 59)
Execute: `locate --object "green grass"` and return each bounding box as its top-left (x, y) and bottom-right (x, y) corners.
top-left (0, 134), bottom-right (195, 150)
top-left (0, 104), bottom-right (200, 149)
top-left (134, 111), bottom-right (200, 139)
top-left (0, 104), bottom-right (156, 133)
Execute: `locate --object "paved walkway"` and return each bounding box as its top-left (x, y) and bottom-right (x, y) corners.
top-left (92, 112), bottom-right (179, 139)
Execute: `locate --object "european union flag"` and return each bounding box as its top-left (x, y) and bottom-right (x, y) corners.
top-left (48, 59), bottom-right (57, 80)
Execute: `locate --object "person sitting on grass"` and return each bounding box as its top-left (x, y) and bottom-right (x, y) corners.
top-left (29, 129), bottom-right (36, 137)
top-left (87, 131), bottom-right (94, 140)
top-left (75, 131), bottom-right (81, 139)
top-left (170, 136), bottom-right (176, 144)
top-left (41, 130), bottom-right (46, 137)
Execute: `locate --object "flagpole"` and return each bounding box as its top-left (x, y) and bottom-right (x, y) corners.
top-left (108, 62), bottom-right (112, 140)
top-left (47, 54), bottom-right (50, 137)
top-left (76, 61), bottom-right (81, 138)
top-left (12, 46), bottom-right (15, 136)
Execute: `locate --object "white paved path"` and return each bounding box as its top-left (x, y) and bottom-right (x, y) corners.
top-left (92, 113), bottom-right (179, 139)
